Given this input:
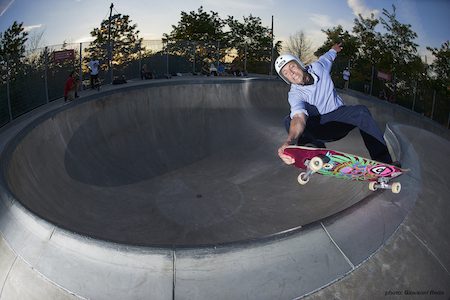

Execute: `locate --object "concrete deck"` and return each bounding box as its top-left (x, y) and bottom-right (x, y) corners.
top-left (0, 78), bottom-right (449, 299)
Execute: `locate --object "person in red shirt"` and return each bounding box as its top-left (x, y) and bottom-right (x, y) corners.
top-left (64, 71), bottom-right (78, 102)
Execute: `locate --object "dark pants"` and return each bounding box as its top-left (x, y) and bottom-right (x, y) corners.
top-left (90, 74), bottom-right (99, 89)
top-left (284, 105), bottom-right (393, 164)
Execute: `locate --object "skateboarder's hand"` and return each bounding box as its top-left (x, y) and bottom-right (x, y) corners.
top-left (278, 143), bottom-right (295, 165)
top-left (332, 42), bottom-right (343, 53)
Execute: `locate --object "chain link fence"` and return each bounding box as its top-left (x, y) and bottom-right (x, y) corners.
top-left (0, 39), bottom-right (448, 129)
top-left (0, 83), bottom-right (8, 127)
top-left (330, 57), bottom-right (450, 128)
top-left (0, 39), bottom-right (274, 128)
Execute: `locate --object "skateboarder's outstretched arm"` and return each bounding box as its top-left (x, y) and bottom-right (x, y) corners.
top-left (316, 43), bottom-right (343, 73)
top-left (278, 113), bottom-right (308, 164)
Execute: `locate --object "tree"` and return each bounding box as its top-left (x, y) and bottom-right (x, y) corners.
top-left (26, 28), bottom-right (45, 53)
top-left (350, 13), bottom-right (384, 88)
top-left (163, 7), bottom-right (227, 72)
top-left (162, 7), bottom-right (280, 74)
top-left (0, 21), bottom-right (28, 82)
top-left (352, 13), bottom-right (382, 65)
top-left (164, 6), bottom-right (225, 43)
top-left (86, 13), bottom-right (142, 72)
top-left (314, 25), bottom-right (359, 60)
top-left (284, 31), bottom-right (315, 64)
top-left (379, 5), bottom-right (418, 74)
top-left (314, 25), bottom-right (359, 84)
top-left (226, 14), bottom-right (280, 73)
top-left (379, 5), bottom-right (419, 98)
top-left (24, 29), bottom-right (47, 68)
top-left (427, 41), bottom-right (450, 89)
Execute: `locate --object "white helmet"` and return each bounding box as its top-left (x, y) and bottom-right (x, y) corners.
top-left (274, 54), bottom-right (306, 84)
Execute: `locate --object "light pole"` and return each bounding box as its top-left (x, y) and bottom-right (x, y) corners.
top-left (270, 15), bottom-right (274, 76)
top-left (107, 3), bottom-right (114, 83)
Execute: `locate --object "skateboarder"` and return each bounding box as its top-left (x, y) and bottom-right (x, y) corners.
top-left (275, 43), bottom-right (399, 167)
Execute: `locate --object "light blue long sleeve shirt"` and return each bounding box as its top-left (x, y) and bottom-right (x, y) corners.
top-left (288, 49), bottom-right (344, 119)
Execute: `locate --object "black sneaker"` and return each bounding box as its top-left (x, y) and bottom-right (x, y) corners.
top-left (391, 161), bottom-right (402, 168)
top-left (302, 141), bottom-right (326, 149)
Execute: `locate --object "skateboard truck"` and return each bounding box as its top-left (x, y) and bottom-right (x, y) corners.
top-left (368, 178), bottom-right (401, 194)
top-left (297, 156), bottom-right (324, 185)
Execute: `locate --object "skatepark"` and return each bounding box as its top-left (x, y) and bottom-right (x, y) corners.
top-left (0, 77), bottom-right (449, 299)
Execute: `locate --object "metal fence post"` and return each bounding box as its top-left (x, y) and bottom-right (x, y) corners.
top-left (217, 41), bottom-right (220, 66)
top-left (447, 111), bottom-right (450, 129)
top-left (430, 90), bottom-right (436, 120)
top-left (138, 41), bottom-right (142, 79)
top-left (270, 15), bottom-right (274, 76)
top-left (411, 81), bottom-right (417, 112)
top-left (44, 47), bottom-right (49, 103)
top-left (370, 65), bottom-right (374, 96)
top-left (244, 43), bottom-right (248, 74)
top-left (192, 41), bottom-right (196, 74)
top-left (6, 58), bottom-right (12, 122)
top-left (346, 60), bottom-right (351, 89)
top-left (107, 3), bottom-right (113, 84)
top-left (79, 43), bottom-right (83, 92)
top-left (165, 42), bottom-right (169, 77)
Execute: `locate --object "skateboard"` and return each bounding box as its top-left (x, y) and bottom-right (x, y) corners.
top-left (283, 145), bottom-right (407, 193)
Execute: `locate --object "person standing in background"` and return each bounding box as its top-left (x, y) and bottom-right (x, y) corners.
top-left (64, 71), bottom-right (78, 102)
top-left (343, 67), bottom-right (351, 89)
top-left (88, 57), bottom-right (100, 89)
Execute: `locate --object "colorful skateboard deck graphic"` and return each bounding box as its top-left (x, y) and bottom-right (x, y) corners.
top-left (283, 145), bottom-right (407, 193)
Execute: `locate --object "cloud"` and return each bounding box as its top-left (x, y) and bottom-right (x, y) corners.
top-left (23, 24), bottom-right (43, 32)
top-left (309, 13), bottom-right (334, 29)
top-left (295, 13), bottom-right (354, 49)
top-left (347, 0), bottom-right (379, 18)
top-left (0, 0), bottom-right (15, 17)
top-left (74, 36), bottom-right (94, 43)
top-left (308, 13), bottom-right (354, 32)
top-left (305, 29), bottom-right (328, 48)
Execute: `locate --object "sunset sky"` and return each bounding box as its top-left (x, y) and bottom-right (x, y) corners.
top-left (1, 0), bottom-right (449, 59)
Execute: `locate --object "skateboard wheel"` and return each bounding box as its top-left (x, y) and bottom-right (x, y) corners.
top-left (391, 182), bottom-right (401, 194)
top-left (309, 157), bottom-right (323, 172)
top-left (369, 181), bottom-right (377, 191)
top-left (297, 172), bottom-right (309, 185)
